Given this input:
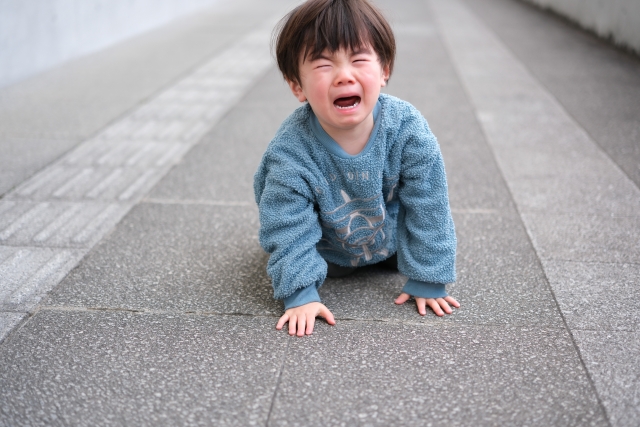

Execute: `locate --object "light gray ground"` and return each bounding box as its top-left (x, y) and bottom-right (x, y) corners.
top-left (1, 0), bottom-right (638, 426)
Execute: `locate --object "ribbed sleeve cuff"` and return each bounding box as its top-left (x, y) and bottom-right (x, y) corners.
top-left (402, 279), bottom-right (448, 299)
top-left (283, 285), bottom-right (321, 310)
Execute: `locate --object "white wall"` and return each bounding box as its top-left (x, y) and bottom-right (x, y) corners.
top-left (0, 0), bottom-right (219, 88)
top-left (522, 0), bottom-right (640, 54)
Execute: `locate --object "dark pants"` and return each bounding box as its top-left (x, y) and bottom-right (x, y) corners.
top-left (326, 254), bottom-right (398, 278)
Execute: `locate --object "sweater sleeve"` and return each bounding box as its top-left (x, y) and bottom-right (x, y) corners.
top-left (396, 114), bottom-right (457, 294)
top-left (254, 161), bottom-right (327, 304)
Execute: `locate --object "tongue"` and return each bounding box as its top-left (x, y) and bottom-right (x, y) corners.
top-left (334, 96), bottom-right (360, 107)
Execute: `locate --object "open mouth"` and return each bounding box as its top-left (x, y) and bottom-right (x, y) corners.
top-left (333, 96), bottom-right (361, 110)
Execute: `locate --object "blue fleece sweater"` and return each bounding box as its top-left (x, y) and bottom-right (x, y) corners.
top-left (254, 94), bottom-right (456, 309)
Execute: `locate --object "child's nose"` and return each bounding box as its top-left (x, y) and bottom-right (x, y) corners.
top-left (333, 66), bottom-right (355, 85)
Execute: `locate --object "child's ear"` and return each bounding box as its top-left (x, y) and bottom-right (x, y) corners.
top-left (287, 79), bottom-right (307, 102)
top-left (380, 65), bottom-right (390, 87)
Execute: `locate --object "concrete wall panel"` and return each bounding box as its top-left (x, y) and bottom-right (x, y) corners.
top-left (0, 0), bottom-right (219, 88)
top-left (522, 0), bottom-right (640, 54)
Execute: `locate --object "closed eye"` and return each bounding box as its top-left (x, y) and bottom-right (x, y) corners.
top-left (352, 55), bottom-right (373, 63)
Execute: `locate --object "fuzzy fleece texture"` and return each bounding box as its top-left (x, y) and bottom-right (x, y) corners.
top-left (254, 94), bottom-right (456, 309)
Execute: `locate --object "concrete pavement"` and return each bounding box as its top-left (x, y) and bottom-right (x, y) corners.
top-left (1, 0), bottom-right (639, 425)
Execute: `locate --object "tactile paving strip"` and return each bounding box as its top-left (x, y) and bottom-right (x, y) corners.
top-left (0, 17), bottom-right (281, 322)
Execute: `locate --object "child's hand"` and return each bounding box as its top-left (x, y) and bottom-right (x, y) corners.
top-left (276, 302), bottom-right (336, 336)
top-left (394, 292), bottom-right (460, 316)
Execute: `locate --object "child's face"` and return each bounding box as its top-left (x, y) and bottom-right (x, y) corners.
top-left (288, 46), bottom-right (390, 137)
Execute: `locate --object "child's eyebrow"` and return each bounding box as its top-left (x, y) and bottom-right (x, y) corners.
top-left (313, 53), bottom-right (333, 61)
top-left (351, 47), bottom-right (373, 56)
top-left (306, 46), bottom-right (373, 62)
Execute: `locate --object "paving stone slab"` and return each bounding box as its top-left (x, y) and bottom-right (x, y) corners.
top-left (268, 322), bottom-right (607, 427)
top-left (0, 246), bottom-right (86, 312)
top-left (476, 122), bottom-right (640, 216)
top-left (0, 0), bottom-right (298, 199)
top-left (543, 260), bottom-right (640, 331)
top-left (147, 67), bottom-right (299, 203)
top-left (573, 330), bottom-right (640, 427)
top-left (0, 16), bottom-right (290, 335)
top-left (430, 0), bottom-right (640, 259)
top-left (443, 145), bottom-right (516, 213)
top-left (475, 109), bottom-right (592, 152)
top-left (506, 170), bottom-right (640, 216)
top-left (44, 203), bottom-right (562, 328)
top-left (523, 213), bottom-right (640, 264)
top-left (45, 202), bottom-right (281, 315)
top-left (461, 0), bottom-right (640, 189)
top-left (381, 5), bottom-right (516, 214)
top-left (477, 116), bottom-right (634, 164)
top-left (0, 310), bottom-right (287, 427)
top-left (319, 211), bottom-right (563, 328)
top-left (396, 57), bottom-right (516, 213)
top-left (0, 201), bottom-right (134, 249)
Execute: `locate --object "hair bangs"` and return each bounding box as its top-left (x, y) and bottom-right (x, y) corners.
top-left (303, 1), bottom-right (370, 62)
top-left (275, 0), bottom-right (396, 85)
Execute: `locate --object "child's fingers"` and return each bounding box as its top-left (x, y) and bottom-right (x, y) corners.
top-left (416, 298), bottom-right (427, 316)
top-left (436, 298), bottom-right (452, 314)
top-left (297, 315), bottom-right (306, 337)
top-left (394, 292), bottom-right (411, 305)
top-left (276, 314), bottom-right (289, 330)
top-left (319, 306), bottom-right (336, 325)
top-left (426, 299), bottom-right (444, 316)
top-left (306, 316), bottom-right (315, 335)
top-left (288, 315), bottom-right (298, 335)
top-left (444, 296), bottom-right (460, 308)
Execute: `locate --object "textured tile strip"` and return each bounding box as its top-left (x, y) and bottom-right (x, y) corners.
top-left (0, 313), bottom-right (26, 341)
top-left (0, 17), bottom-right (282, 342)
top-left (430, 0), bottom-right (639, 425)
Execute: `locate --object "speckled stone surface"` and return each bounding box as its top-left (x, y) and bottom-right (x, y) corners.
top-left (522, 213), bottom-right (640, 264)
top-left (484, 132), bottom-right (640, 216)
top-left (44, 203), bottom-right (281, 315)
top-left (573, 330), bottom-right (640, 427)
top-left (543, 261), bottom-right (640, 331)
top-left (382, 2), bottom-right (515, 215)
top-left (507, 171), bottom-right (640, 216)
top-left (147, 68), bottom-right (299, 204)
top-left (319, 210), bottom-right (563, 327)
top-left (44, 201), bottom-right (564, 328)
top-left (268, 322), bottom-right (608, 427)
top-left (428, 2), bottom-right (640, 426)
top-left (3, 0), bottom-right (638, 424)
top-left (0, 310), bottom-right (288, 427)
top-left (460, 0), bottom-right (640, 189)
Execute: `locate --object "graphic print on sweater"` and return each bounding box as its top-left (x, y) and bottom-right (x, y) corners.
top-left (318, 190), bottom-right (390, 266)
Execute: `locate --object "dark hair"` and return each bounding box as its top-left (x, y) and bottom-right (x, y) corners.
top-left (274, 0), bottom-right (396, 86)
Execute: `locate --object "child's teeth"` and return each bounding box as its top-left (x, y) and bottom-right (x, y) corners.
top-left (336, 101), bottom-right (359, 110)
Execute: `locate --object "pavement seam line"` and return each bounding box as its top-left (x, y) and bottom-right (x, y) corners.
top-left (142, 198), bottom-right (255, 206)
top-left (266, 338), bottom-right (290, 427)
top-left (483, 0), bottom-right (640, 194)
top-left (429, 0), bottom-right (616, 424)
top-left (538, 257), bottom-right (640, 266)
top-left (35, 305), bottom-right (574, 329)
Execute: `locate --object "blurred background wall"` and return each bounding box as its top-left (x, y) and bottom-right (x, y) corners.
top-left (0, 0), bottom-right (220, 89)
top-left (522, 0), bottom-right (640, 54)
